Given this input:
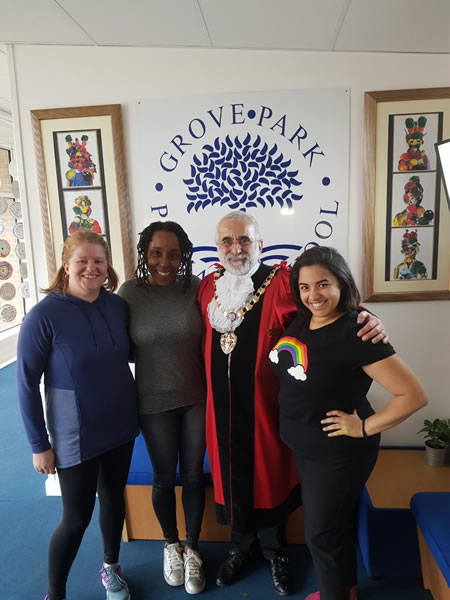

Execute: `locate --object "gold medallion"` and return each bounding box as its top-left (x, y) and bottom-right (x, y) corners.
top-left (220, 331), bottom-right (237, 354)
top-left (214, 266), bottom-right (280, 355)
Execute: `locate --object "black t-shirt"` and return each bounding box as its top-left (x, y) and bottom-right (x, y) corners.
top-left (269, 310), bottom-right (396, 459)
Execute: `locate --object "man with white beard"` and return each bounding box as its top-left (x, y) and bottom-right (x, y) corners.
top-left (197, 211), bottom-right (387, 595)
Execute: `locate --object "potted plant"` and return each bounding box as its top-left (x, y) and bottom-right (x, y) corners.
top-left (437, 418), bottom-right (450, 462)
top-left (418, 418), bottom-right (449, 466)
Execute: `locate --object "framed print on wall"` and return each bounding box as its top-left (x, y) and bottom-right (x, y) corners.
top-left (31, 104), bottom-right (134, 283)
top-left (362, 88), bottom-right (450, 302)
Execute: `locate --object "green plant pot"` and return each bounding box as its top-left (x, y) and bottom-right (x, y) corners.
top-left (425, 442), bottom-right (448, 467)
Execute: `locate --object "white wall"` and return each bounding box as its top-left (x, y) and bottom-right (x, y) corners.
top-left (10, 44), bottom-right (450, 444)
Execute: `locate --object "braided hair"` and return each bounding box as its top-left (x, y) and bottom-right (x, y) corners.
top-left (135, 221), bottom-right (193, 291)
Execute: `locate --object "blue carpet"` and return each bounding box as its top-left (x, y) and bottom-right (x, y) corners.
top-left (1, 362), bottom-right (432, 599)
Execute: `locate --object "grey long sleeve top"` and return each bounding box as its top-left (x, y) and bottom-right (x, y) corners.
top-left (118, 276), bottom-right (206, 415)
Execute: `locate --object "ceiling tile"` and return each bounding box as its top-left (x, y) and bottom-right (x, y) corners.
top-left (57, 0), bottom-right (211, 46)
top-left (0, 0), bottom-right (94, 44)
top-left (199, 0), bottom-right (350, 50)
top-left (335, 0), bottom-right (450, 53)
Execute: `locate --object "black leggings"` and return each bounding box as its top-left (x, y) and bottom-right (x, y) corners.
top-left (140, 402), bottom-right (206, 549)
top-left (47, 440), bottom-right (134, 600)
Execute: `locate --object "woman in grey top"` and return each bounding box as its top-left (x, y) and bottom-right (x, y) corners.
top-left (118, 222), bottom-right (206, 594)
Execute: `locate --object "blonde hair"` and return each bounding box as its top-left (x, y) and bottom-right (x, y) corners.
top-left (42, 231), bottom-right (119, 294)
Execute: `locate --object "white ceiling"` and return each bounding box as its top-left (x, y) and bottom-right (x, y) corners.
top-left (0, 0), bottom-right (448, 53)
top-left (0, 0), bottom-right (449, 139)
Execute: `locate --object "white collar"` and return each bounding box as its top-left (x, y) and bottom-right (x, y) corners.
top-left (207, 263), bottom-right (260, 333)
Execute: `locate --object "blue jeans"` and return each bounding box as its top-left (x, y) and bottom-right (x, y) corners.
top-left (140, 402), bottom-right (206, 549)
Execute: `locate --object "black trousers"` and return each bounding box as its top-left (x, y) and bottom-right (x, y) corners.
top-left (292, 444), bottom-right (379, 600)
top-left (140, 402), bottom-right (206, 549)
top-left (47, 440), bottom-right (134, 600)
top-left (231, 521), bottom-right (287, 560)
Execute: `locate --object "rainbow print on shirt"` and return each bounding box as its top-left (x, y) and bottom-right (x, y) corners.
top-left (269, 336), bottom-right (308, 381)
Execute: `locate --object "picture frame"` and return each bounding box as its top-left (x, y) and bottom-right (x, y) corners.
top-left (30, 104), bottom-right (134, 283)
top-left (362, 88), bottom-right (450, 302)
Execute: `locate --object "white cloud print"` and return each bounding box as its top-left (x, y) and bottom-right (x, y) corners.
top-left (287, 365), bottom-right (307, 381)
top-left (269, 350), bottom-right (279, 364)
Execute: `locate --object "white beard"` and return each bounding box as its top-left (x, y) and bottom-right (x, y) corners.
top-left (217, 246), bottom-right (260, 276)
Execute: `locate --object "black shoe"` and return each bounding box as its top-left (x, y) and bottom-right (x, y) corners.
top-left (216, 549), bottom-right (249, 586)
top-left (267, 555), bottom-right (289, 596)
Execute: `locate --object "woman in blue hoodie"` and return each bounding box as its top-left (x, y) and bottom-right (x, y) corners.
top-left (16, 231), bottom-right (139, 600)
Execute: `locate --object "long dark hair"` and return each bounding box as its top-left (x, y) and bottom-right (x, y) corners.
top-left (135, 221), bottom-right (193, 291)
top-left (289, 246), bottom-right (360, 318)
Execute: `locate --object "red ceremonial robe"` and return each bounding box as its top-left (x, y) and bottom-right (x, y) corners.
top-left (197, 263), bottom-right (301, 532)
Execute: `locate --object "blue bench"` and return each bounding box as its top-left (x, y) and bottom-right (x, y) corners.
top-left (123, 433), bottom-right (306, 543)
top-left (357, 486), bottom-right (421, 577)
top-left (410, 492), bottom-right (450, 599)
top-left (356, 449), bottom-right (450, 578)
top-left (126, 433), bottom-right (212, 486)
top-left (123, 433), bottom-right (224, 541)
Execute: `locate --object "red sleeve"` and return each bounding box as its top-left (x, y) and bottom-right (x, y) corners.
top-left (197, 273), bottom-right (226, 504)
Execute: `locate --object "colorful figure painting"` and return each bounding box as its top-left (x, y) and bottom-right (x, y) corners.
top-left (386, 111), bottom-right (442, 283)
top-left (68, 194), bottom-right (102, 234)
top-left (392, 175), bottom-right (434, 227)
top-left (65, 134), bottom-right (97, 186)
top-left (398, 116), bottom-right (429, 171)
top-left (393, 229), bottom-right (427, 280)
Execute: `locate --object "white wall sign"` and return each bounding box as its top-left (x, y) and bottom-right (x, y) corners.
top-left (135, 89), bottom-right (349, 277)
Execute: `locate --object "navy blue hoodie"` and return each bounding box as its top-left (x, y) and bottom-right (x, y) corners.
top-left (16, 289), bottom-right (138, 468)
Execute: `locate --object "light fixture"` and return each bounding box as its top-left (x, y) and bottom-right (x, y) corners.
top-left (280, 207), bottom-right (295, 216)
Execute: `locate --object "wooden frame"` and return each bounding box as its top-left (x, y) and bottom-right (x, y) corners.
top-left (362, 88), bottom-right (450, 302)
top-left (31, 104), bottom-right (134, 283)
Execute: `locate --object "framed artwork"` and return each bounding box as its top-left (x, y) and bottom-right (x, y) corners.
top-left (362, 88), bottom-right (450, 302)
top-left (30, 104), bottom-right (134, 283)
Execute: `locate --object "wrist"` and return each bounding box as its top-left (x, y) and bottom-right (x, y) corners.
top-left (361, 418), bottom-right (368, 438)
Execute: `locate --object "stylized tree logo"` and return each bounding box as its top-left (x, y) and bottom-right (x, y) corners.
top-left (184, 133), bottom-right (303, 213)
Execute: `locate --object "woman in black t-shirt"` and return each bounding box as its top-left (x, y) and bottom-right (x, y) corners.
top-left (269, 246), bottom-right (427, 600)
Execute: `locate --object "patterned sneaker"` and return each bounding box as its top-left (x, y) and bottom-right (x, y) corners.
top-left (163, 542), bottom-right (184, 586)
top-left (183, 548), bottom-right (206, 594)
top-left (100, 564), bottom-right (131, 600)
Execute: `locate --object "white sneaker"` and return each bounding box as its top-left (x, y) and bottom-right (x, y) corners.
top-left (183, 548), bottom-right (206, 594)
top-left (163, 542), bottom-right (184, 586)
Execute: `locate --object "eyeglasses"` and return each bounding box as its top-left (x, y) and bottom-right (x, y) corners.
top-left (218, 236), bottom-right (257, 249)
